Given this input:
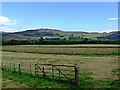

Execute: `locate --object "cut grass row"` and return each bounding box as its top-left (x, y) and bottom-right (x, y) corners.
top-left (2, 45), bottom-right (120, 55)
top-left (2, 44), bottom-right (120, 48)
top-left (2, 50), bottom-right (119, 56)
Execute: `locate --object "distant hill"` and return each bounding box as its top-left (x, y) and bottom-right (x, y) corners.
top-left (1, 28), bottom-right (120, 40)
top-left (103, 31), bottom-right (120, 40)
top-left (2, 29), bottom-right (64, 40)
top-left (13, 29), bottom-right (64, 36)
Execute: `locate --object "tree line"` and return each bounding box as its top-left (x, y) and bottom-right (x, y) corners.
top-left (1, 39), bottom-right (120, 45)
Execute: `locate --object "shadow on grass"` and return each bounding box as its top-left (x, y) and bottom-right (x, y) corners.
top-left (2, 68), bottom-right (75, 88)
top-left (2, 68), bottom-right (120, 89)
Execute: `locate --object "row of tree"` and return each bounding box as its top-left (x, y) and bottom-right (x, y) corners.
top-left (1, 39), bottom-right (120, 45)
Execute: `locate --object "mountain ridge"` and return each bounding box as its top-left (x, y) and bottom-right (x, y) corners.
top-left (1, 28), bottom-right (120, 40)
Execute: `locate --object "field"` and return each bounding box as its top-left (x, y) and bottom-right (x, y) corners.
top-left (1, 44), bottom-right (120, 88)
top-left (2, 44), bottom-right (119, 55)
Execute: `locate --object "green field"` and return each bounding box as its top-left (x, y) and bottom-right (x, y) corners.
top-left (2, 44), bottom-right (120, 88)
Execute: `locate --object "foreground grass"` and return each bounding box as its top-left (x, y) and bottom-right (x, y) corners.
top-left (2, 68), bottom-right (120, 89)
top-left (2, 78), bottom-right (28, 88)
top-left (2, 68), bottom-right (71, 88)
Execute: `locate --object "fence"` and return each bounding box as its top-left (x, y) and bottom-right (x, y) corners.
top-left (1, 62), bottom-right (80, 87)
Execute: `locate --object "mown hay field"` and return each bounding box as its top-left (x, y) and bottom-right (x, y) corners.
top-left (2, 44), bottom-right (120, 55)
top-left (2, 44), bottom-right (119, 88)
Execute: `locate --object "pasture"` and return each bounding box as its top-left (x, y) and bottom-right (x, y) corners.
top-left (1, 44), bottom-right (119, 88)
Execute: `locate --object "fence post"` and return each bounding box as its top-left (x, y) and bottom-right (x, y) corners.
top-left (30, 64), bottom-right (32, 76)
top-left (52, 65), bottom-right (54, 78)
top-left (13, 63), bottom-right (16, 73)
top-left (18, 64), bottom-right (21, 74)
top-left (43, 66), bottom-right (45, 77)
top-left (75, 67), bottom-right (80, 87)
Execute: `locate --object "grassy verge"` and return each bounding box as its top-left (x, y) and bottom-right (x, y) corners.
top-left (2, 68), bottom-right (120, 89)
top-left (2, 68), bottom-right (71, 88)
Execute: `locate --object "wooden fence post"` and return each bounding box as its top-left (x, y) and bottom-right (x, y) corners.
top-left (75, 67), bottom-right (80, 87)
top-left (30, 64), bottom-right (32, 76)
top-left (43, 66), bottom-right (45, 77)
top-left (18, 64), bottom-right (21, 74)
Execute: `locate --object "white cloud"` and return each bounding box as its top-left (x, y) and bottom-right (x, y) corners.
top-left (0, 16), bottom-right (20, 26)
top-left (0, 26), bottom-right (12, 32)
top-left (108, 18), bottom-right (118, 21)
top-left (0, 16), bottom-right (20, 31)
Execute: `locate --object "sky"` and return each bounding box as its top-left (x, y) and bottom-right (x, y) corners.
top-left (1, 0), bottom-right (120, 2)
top-left (0, 2), bottom-right (118, 32)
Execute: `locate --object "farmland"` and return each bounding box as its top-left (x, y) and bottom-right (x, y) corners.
top-left (1, 44), bottom-right (120, 88)
top-left (2, 44), bottom-right (120, 55)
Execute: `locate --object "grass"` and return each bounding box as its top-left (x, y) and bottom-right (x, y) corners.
top-left (112, 68), bottom-right (120, 76)
top-left (82, 33), bottom-right (103, 39)
top-left (2, 52), bottom-right (119, 88)
top-left (2, 51), bottom-right (118, 80)
top-left (2, 45), bottom-right (120, 55)
top-left (2, 44), bottom-right (120, 88)
top-left (2, 68), bottom-right (71, 88)
top-left (2, 78), bottom-right (28, 88)
top-left (2, 67), bottom-right (120, 89)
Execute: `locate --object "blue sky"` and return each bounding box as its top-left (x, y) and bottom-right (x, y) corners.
top-left (1, 2), bottom-right (118, 32)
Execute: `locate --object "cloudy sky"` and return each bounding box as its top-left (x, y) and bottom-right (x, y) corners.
top-left (1, 2), bottom-right (118, 32)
